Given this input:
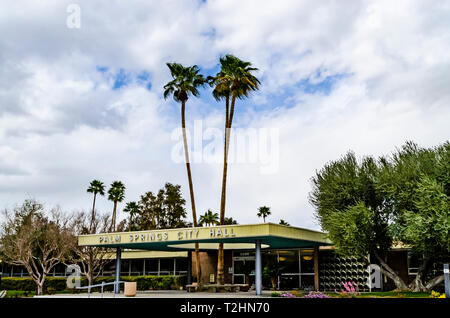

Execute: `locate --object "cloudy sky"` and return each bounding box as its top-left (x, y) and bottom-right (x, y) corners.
top-left (0, 0), bottom-right (449, 230)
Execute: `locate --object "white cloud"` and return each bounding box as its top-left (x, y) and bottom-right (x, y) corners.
top-left (0, 0), bottom-right (449, 230)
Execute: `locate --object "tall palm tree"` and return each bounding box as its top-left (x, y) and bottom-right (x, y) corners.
top-left (123, 201), bottom-right (140, 231)
top-left (209, 54), bottom-right (260, 284)
top-left (86, 180), bottom-right (105, 233)
top-left (199, 209), bottom-right (219, 227)
top-left (107, 181), bottom-right (126, 232)
top-left (164, 62), bottom-right (205, 285)
top-left (257, 206), bottom-right (271, 223)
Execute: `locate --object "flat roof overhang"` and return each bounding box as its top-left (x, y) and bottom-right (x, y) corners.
top-left (78, 223), bottom-right (331, 252)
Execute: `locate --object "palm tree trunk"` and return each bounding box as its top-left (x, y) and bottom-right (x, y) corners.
top-left (89, 192), bottom-right (97, 233)
top-left (217, 95), bottom-right (235, 284)
top-left (181, 100), bottom-right (202, 287)
top-left (111, 201), bottom-right (117, 232)
top-left (129, 212), bottom-right (133, 231)
top-left (89, 193), bottom-right (97, 233)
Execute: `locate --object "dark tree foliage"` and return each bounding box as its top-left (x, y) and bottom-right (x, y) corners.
top-left (309, 141), bottom-right (449, 291)
top-left (127, 183), bottom-right (191, 230)
top-left (223, 217), bottom-right (238, 225)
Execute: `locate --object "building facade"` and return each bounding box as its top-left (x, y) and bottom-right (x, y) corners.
top-left (1, 223), bottom-right (446, 292)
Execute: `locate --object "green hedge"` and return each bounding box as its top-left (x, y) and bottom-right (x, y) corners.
top-left (1, 275), bottom-right (186, 293)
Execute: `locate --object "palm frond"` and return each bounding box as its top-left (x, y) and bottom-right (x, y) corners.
top-left (163, 63), bottom-right (205, 103)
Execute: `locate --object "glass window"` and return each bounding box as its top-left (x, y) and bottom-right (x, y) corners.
top-left (300, 250), bottom-right (314, 274)
top-left (131, 259), bottom-right (144, 275)
top-left (279, 275), bottom-right (299, 289)
top-left (145, 259), bottom-right (159, 274)
top-left (234, 260), bottom-right (255, 275)
top-left (300, 275), bottom-right (315, 291)
top-left (120, 260), bottom-right (130, 275)
top-left (160, 258), bottom-right (174, 274)
top-left (278, 250), bottom-right (299, 274)
top-left (176, 258), bottom-right (188, 272)
top-left (408, 251), bottom-right (421, 275)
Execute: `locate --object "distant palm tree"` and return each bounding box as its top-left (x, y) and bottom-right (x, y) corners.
top-left (123, 201), bottom-right (140, 231)
top-left (224, 217), bottom-right (238, 225)
top-left (108, 181), bottom-right (126, 232)
top-left (199, 209), bottom-right (219, 227)
top-left (257, 206), bottom-right (271, 223)
top-left (164, 62), bottom-right (205, 285)
top-left (86, 180), bottom-right (105, 233)
top-left (279, 219), bottom-right (290, 226)
top-left (208, 54), bottom-right (260, 284)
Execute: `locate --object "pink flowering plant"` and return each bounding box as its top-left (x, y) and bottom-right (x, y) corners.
top-left (281, 293), bottom-right (297, 298)
top-left (334, 281), bottom-right (360, 298)
top-left (302, 291), bottom-right (331, 298)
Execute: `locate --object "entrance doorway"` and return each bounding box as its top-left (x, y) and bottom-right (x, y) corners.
top-left (232, 253), bottom-right (255, 285)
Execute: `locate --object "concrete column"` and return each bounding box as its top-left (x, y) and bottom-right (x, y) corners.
top-left (187, 251), bottom-right (192, 285)
top-left (255, 240), bottom-right (262, 296)
top-left (114, 248), bottom-right (121, 294)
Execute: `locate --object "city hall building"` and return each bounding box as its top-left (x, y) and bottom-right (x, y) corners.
top-left (1, 223), bottom-right (445, 294)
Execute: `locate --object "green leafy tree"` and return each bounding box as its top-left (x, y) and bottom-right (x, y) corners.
top-left (86, 180), bottom-right (105, 233)
top-left (164, 62), bottom-right (205, 285)
top-left (136, 183), bottom-right (190, 230)
top-left (199, 209), bottom-right (219, 227)
top-left (107, 181), bottom-right (125, 232)
top-left (310, 141), bottom-right (450, 291)
top-left (400, 176), bottom-right (449, 290)
top-left (310, 151), bottom-right (407, 290)
top-left (279, 219), bottom-right (290, 226)
top-left (257, 206), bottom-right (272, 223)
top-left (163, 183), bottom-right (190, 228)
top-left (208, 55), bottom-right (260, 284)
top-left (378, 141), bottom-right (450, 291)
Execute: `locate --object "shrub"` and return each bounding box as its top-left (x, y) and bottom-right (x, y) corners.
top-left (302, 291), bottom-right (331, 298)
top-left (289, 290), bottom-right (299, 297)
top-left (270, 292), bottom-right (281, 297)
top-left (281, 293), bottom-right (296, 298)
top-left (334, 281), bottom-right (360, 298)
top-left (430, 290), bottom-right (446, 298)
top-left (1, 278), bottom-right (37, 291)
top-left (1, 275), bottom-right (186, 293)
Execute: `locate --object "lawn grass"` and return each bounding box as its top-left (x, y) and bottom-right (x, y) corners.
top-left (326, 291), bottom-right (431, 298)
top-left (361, 291), bottom-right (431, 298)
top-left (5, 290), bottom-right (36, 298)
top-left (3, 289), bottom-right (88, 298)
